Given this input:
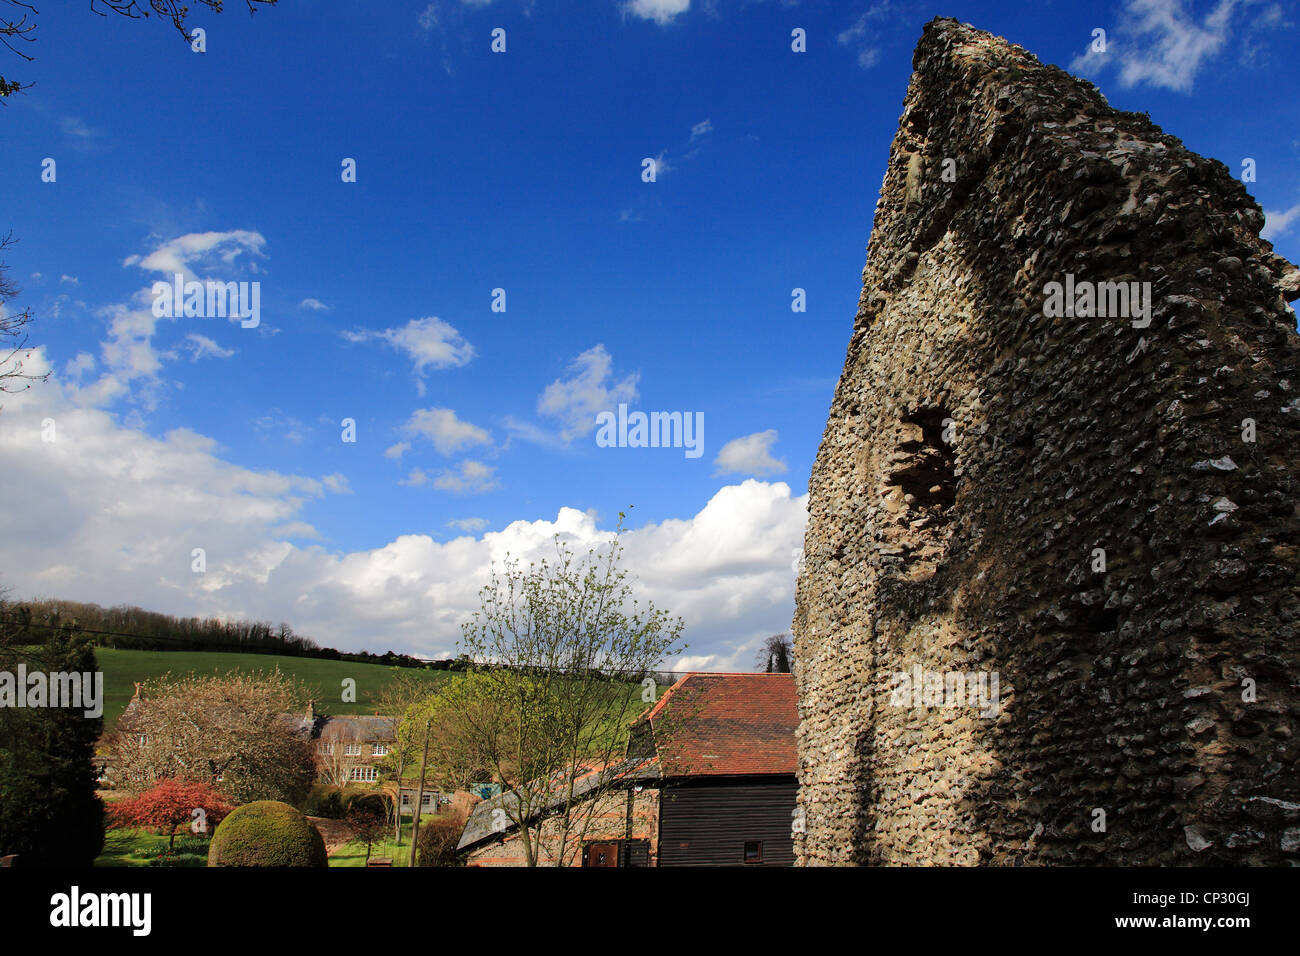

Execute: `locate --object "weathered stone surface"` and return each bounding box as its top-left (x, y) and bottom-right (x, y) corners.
top-left (793, 18), bottom-right (1300, 866)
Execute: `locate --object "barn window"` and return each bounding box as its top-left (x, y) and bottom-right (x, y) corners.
top-left (744, 841), bottom-right (764, 863)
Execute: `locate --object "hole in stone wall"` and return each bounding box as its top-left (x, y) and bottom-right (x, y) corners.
top-left (879, 407), bottom-right (958, 578)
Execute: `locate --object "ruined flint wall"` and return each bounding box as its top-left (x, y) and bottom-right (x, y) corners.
top-left (793, 18), bottom-right (1300, 866)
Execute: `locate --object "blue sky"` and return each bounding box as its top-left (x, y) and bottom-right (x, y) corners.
top-left (2, 0), bottom-right (1298, 667)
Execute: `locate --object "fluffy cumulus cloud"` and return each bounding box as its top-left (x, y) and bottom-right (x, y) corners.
top-left (1069, 0), bottom-right (1269, 92)
top-left (433, 459), bottom-right (499, 493)
top-left (713, 429), bottom-right (787, 477)
top-left (622, 0), bottom-right (690, 26)
top-left (343, 317), bottom-right (475, 393)
top-left (0, 359), bottom-right (806, 667)
top-left (401, 407), bottom-right (491, 455)
top-left (69, 230), bottom-right (266, 411)
top-left (538, 344), bottom-right (639, 441)
top-left (1262, 200), bottom-right (1300, 242)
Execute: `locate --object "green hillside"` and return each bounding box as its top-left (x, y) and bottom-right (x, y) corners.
top-left (95, 648), bottom-right (456, 728)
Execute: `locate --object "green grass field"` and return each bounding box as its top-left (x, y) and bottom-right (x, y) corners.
top-left (95, 647), bottom-right (457, 727)
top-left (95, 828), bottom-right (210, 867)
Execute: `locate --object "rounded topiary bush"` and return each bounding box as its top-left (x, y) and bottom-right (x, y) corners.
top-left (207, 800), bottom-right (328, 867)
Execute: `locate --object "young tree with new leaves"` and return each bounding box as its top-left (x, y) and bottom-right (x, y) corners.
top-left (373, 670), bottom-right (433, 845)
top-left (455, 514), bottom-right (685, 866)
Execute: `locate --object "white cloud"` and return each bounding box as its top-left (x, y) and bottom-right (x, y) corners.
top-left (129, 230), bottom-right (267, 282)
top-left (839, 4), bottom-right (890, 69)
top-left (401, 468), bottom-right (430, 487)
top-left (60, 274), bottom-right (79, 286)
top-left (714, 430), bottom-right (787, 477)
top-left (63, 352), bottom-right (95, 378)
top-left (384, 441), bottom-right (411, 460)
top-left (501, 415), bottom-right (566, 449)
top-left (417, 3), bottom-right (440, 30)
top-left (1262, 200), bottom-right (1300, 241)
top-left (448, 517), bottom-right (489, 533)
top-left (623, 0), bottom-right (690, 26)
top-left (649, 148), bottom-right (673, 177)
top-left (434, 459), bottom-right (499, 493)
top-left (402, 407), bottom-right (491, 455)
top-left (1070, 0), bottom-right (1248, 92)
top-left (60, 116), bottom-right (98, 142)
top-left (690, 118), bottom-right (713, 141)
top-left (322, 473), bottom-right (352, 495)
top-left (177, 334), bottom-right (236, 362)
top-left (74, 230), bottom-right (269, 410)
top-left (0, 364), bottom-right (807, 664)
top-left (344, 316), bottom-right (475, 386)
top-left (299, 298), bottom-right (331, 311)
top-left (538, 344), bottom-right (639, 441)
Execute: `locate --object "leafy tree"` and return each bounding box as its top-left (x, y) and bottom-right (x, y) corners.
top-left (414, 807), bottom-right (470, 868)
top-left (454, 514), bottom-right (685, 866)
top-left (373, 670), bottom-right (432, 845)
top-left (755, 633), bottom-right (794, 673)
top-left (344, 803), bottom-right (387, 864)
top-left (109, 669), bottom-right (316, 805)
top-left (109, 778), bottom-right (232, 849)
top-left (0, 603), bottom-right (105, 866)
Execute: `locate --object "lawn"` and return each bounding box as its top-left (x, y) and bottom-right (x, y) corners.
top-left (329, 833), bottom-right (414, 867)
top-left (96, 818), bottom-right (430, 866)
top-left (95, 648), bottom-right (457, 727)
top-left (95, 828), bottom-right (210, 867)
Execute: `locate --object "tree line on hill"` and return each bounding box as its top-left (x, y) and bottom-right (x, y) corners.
top-left (0, 598), bottom-right (464, 671)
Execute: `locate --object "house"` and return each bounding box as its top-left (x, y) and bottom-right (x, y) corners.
top-left (296, 702), bottom-right (397, 786)
top-left (104, 691), bottom-right (401, 790)
top-left (456, 672), bottom-right (798, 866)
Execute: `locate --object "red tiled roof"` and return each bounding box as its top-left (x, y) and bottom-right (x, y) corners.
top-left (640, 673), bottom-right (797, 777)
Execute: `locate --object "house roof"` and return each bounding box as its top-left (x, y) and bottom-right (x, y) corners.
top-left (637, 672), bottom-right (797, 777)
top-left (456, 758), bottom-right (660, 853)
top-left (116, 697), bottom-right (398, 744)
top-left (311, 715), bottom-right (397, 743)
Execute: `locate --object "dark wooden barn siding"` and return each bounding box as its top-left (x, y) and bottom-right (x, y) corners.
top-left (657, 776), bottom-right (797, 866)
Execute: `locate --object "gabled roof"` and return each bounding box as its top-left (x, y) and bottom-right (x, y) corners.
top-left (634, 672), bottom-right (797, 777)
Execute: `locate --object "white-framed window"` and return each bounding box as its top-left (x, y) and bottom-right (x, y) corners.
top-left (349, 766), bottom-right (378, 782)
top-left (344, 742), bottom-right (362, 756)
top-left (401, 793), bottom-right (411, 806)
top-left (317, 742), bottom-right (333, 755)
top-left (372, 743), bottom-right (389, 757)
top-left (421, 793), bottom-right (431, 807)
